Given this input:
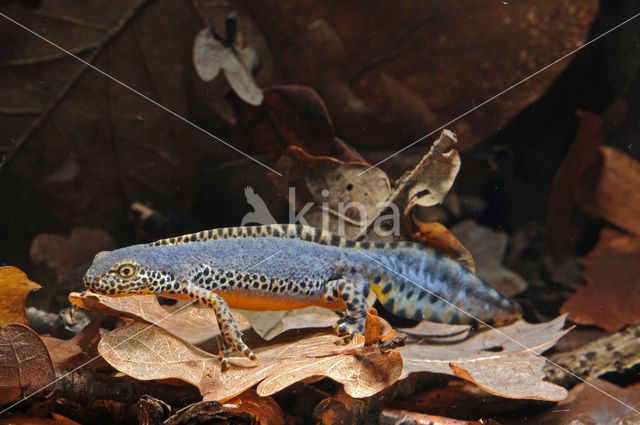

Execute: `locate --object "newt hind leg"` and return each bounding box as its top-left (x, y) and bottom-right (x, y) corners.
top-left (186, 284), bottom-right (257, 370)
top-left (323, 278), bottom-right (368, 337)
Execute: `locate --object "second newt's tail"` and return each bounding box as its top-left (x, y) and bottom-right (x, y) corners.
top-left (364, 245), bottom-right (522, 326)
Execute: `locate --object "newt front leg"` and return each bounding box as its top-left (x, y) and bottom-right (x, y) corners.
top-left (184, 284), bottom-right (257, 370)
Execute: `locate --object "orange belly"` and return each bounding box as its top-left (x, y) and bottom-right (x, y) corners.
top-left (160, 290), bottom-right (322, 311)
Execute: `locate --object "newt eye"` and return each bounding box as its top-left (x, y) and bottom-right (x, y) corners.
top-left (117, 263), bottom-right (137, 278)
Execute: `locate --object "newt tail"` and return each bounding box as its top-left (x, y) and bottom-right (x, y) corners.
top-left (83, 224), bottom-right (522, 369)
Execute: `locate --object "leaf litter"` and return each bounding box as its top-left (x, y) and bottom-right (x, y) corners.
top-left (70, 292), bottom-right (570, 402)
top-left (0, 266), bottom-right (41, 327)
top-left (193, 13), bottom-right (264, 105)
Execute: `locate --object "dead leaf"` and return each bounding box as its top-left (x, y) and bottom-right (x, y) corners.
top-left (380, 409), bottom-right (501, 425)
top-left (560, 227), bottom-right (640, 331)
top-left (258, 85), bottom-right (363, 162)
top-left (270, 145), bottom-right (391, 238)
top-left (398, 320), bottom-right (472, 344)
top-left (193, 23), bottom-right (264, 105)
top-left (0, 266), bottom-right (41, 327)
top-left (260, 306), bottom-right (339, 340)
top-left (577, 146), bottom-right (640, 236)
top-left (40, 319), bottom-right (102, 369)
top-left (68, 292), bottom-right (256, 352)
top-left (241, 2), bottom-right (596, 149)
top-left (522, 378), bottom-right (640, 425)
top-left (410, 221), bottom-right (475, 273)
top-left (29, 227), bottom-right (115, 279)
top-left (451, 220), bottom-right (528, 297)
top-left (0, 413), bottom-right (82, 425)
top-left (354, 129), bottom-right (460, 239)
top-left (1, 0), bottom-right (209, 250)
top-left (392, 130), bottom-right (460, 215)
top-left (164, 391), bottom-right (283, 425)
top-left (0, 324), bottom-right (55, 405)
top-left (398, 315), bottom-right (570, 401)
top-left (547, 111), bottom-right (606, 263)
top-left (97, 319), bottom-right (403, 402)
top-left (225, 389), bottom-right (284, 425)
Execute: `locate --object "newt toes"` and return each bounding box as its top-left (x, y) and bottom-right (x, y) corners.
top-left (82, 224), bottom-right (522, 370)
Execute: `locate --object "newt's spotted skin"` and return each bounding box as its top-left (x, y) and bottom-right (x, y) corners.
top-left (83, 224), bottom-right (521, 369)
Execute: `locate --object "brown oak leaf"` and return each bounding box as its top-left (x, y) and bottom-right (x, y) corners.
top-left (0, 266), bottom-right (41, 327)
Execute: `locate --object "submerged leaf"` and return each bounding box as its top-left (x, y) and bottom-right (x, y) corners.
top-left (451, 220), bottom-right (528, 297)
top-left (193, 26), bottom-right (263, 105)
top-left (0, 324), bottom-right (55, 405)
top-left (390, 129), bottom-right (460, 215)
top-left (561, 227), bottom-right (640, 331)
top-left (98, 315), bottom-right (403, 402)
top-left (399, 315), bottom-right (570, 401)
top-left (0, 266), bottom-right (41, 327)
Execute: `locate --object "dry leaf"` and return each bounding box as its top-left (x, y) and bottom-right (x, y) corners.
top-left (261, 306), bottom-right (339, 340)
top-left (0, 414), bottom-right (82, 425)
top-left (577, 146), bottom-right (640, 236)
top-left (193, 26), bottom-right (263, 105)
top-left (69, 292), bottom-right (255, 352)
top-left (0, 324), bottom-right (55, 405)
top-left (398, 315), bottom-right (570, 401)
top-left (0, 266), bottom-right (41, 327)
top-left (410, 221), bottom-right (475, 273)
top-left (40, 319), bottom-right (102, 369)
top-left (98, 319), bottom-right (403, 402)
top-left (451, 220), bottom-right (528, 297)
top-left (547, 111), bottom-right (605, 263)
top-left (560, 227), bottom-right (640, 331)
top-left (522, 378), bottom-right (640, 425)
top-left (392, 130), bottom-right (460, 215)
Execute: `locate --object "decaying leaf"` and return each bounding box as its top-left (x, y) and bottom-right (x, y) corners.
top-left (270, 145), bottom-right (391, 238)
top-left (410, 221), bottom-right (475, 273)
top-left (451, 220), bottom-right (528, 297)
top-left (560, 227), bottom-right (640, 331)
top-left (0, 413), bottom-right (83, 425)
top-left (164, 390), bottom-right (283, 425)
top-left (380, 409), bottom-right (501, 425)
top-left (79, 290), bottom-right (568, 403)
top-left (241, 1), bottom-right (597, 150)
top-left (547, 111), bottom-right (606, 263)
top-left (391, 129), bottom-right (460, 215)
top-left (193, 25), bottom-right (263, 105)
top-left (97, 311), bottom-right (403, 402)
top-left (69, 292), bottom-right (255, 352)
top-left (0, 324), bottom-right (56, 405)
top-left (40, 319), bottom-right (102, 369)
top-left (577, 146), bottom-right (640, 236)
top-left (0, 266), bottom-right (41, 327)
top-left (398, 315), bottom-right (570, 401)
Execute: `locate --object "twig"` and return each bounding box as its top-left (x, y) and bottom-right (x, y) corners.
top-left (0, 42), bottom-right (101, 66)
top-left (544, 321), bottom-right (640, 387)
top-left (53, 368), bottom-right (200, 407)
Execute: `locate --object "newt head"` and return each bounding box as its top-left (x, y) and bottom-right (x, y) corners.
top-left (83, 248), bottom-right (177, 297)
